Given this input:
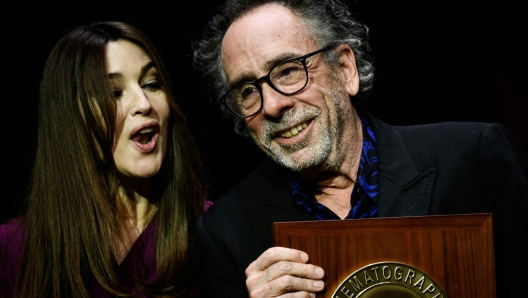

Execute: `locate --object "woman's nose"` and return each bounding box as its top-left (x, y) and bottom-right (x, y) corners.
top-left (130, 86), bottom-right (152, 116)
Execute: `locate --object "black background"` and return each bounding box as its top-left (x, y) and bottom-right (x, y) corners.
top-left (2, 1), bottom-right (526, 223)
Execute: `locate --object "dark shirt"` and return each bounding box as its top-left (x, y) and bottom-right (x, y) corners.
top-left (0, 216), bottom-right (158, 298)
top-left (290, 114), bottom-right (379, 219)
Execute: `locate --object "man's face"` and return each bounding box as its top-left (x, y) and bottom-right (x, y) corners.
top-left (221, 4), bottom-right (360, 173)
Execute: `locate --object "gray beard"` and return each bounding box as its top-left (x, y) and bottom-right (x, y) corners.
top-left (251, 85), bottom-right (348, 173)
top-left (265, 107), bottom-right (332, 172)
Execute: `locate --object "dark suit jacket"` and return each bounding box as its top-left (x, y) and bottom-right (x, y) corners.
top-left (196, 113), bottom-right (528, 297)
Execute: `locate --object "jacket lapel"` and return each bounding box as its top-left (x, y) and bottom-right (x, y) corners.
top-left (368, 113), bottom-right (436, 217)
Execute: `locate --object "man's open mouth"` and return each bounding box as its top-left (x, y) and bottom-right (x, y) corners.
top-left (279, 121), bottom-right (308, 138)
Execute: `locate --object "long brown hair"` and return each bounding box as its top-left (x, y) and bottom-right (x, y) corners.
top-left (15, 21), bottom-right (206, 297)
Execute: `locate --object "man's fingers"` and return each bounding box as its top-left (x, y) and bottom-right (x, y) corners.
top-left (246, 251), bottom-right (324, 280)
top-left (251, 247), bottom-right (310, 272)
top-left (248, 274), bottom-right (325, 298)
top-left (247, 260), bottom-right (324, 285)
top-left (269, 260), bottom-right (324, 280)
top-left (246, 260), bottom-right (325, 296)
top-left (245, 247), bottom-right (325, 297)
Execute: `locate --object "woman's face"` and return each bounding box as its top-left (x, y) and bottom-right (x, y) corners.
top-left (107, 39), bottom-right (170, 179)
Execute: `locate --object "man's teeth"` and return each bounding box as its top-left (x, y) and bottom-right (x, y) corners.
top-left (281, 122), bottom-right (308, 138)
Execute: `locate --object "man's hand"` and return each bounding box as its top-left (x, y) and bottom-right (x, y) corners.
top-left (245, 247), bottom-right (325, 297)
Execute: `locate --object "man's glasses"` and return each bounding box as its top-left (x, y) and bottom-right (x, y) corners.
top-left (219, 45), bottom-right (335, 118)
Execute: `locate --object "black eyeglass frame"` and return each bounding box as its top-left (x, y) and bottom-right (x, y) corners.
top-left (219, 45), bottom-right (335, 118)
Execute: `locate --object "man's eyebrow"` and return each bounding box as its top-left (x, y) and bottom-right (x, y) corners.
top-left (108, 61), bottom-right (157, 80)
top-left (228, 52), bottom-right (300, 88)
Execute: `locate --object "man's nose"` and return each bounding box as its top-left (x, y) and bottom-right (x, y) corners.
top-left (260, 84), bottom-right (295, 118)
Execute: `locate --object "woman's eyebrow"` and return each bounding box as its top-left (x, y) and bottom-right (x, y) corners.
top-left (108, 72), bottom-right (123, 80)
top-left (140, 61), bottom-right (157, 76)
top-left (108, 61), bottom-right (157, 79)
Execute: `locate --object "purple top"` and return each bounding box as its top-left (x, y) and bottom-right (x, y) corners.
top-left (0, 216), bottom-right (158, 298)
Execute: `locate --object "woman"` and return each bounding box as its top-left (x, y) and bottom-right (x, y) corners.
top-left (0, 21), bottom-right (207, 297)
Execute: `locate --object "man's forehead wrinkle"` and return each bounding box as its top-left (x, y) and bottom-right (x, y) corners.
top-left (222, 31), bottom-right (270, 85)
top-left (222, 41), bottom-right (265, 86)
top-left (221, 3), bottom-right (318, 86)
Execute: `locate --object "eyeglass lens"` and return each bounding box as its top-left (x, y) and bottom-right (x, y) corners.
top-left (225, 59), bottom-right (308, 117)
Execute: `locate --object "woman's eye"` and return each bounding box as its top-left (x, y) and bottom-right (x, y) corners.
top-left (113, 89), bottom-right (123, 98)
top-left (143, 80), bottom-right (163, 90)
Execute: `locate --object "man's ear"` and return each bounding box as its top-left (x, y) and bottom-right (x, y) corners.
top-left (336, 44), bottom-right (360, 96)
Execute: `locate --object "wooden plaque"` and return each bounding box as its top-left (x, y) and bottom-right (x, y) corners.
top-left (272, 213), bottom-right (495, 297)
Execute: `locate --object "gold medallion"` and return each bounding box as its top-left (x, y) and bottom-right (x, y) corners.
top-left (331, 262), bottom-right (447, 298)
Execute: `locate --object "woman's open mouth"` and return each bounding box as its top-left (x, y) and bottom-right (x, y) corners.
top-left (130, 122), bottom-right (160, 152)
top-left (132, 127), bottom-right (155, 144)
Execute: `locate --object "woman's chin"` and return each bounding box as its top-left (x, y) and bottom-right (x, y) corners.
top-left (117, 167), bottom-right (161, 181)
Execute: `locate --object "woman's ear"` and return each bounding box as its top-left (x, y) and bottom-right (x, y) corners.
top-left (336, 44), bottom-right (360, 96)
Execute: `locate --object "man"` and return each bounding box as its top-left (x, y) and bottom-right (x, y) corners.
top-left (192, 0), bottom-right (528, 297)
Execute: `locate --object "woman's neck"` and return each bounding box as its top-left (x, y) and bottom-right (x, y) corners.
top-left (114, 180), bottom-right (158, 264)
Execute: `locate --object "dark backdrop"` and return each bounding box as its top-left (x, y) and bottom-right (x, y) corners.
top-left (2, 1), bottom-right (526, 223)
